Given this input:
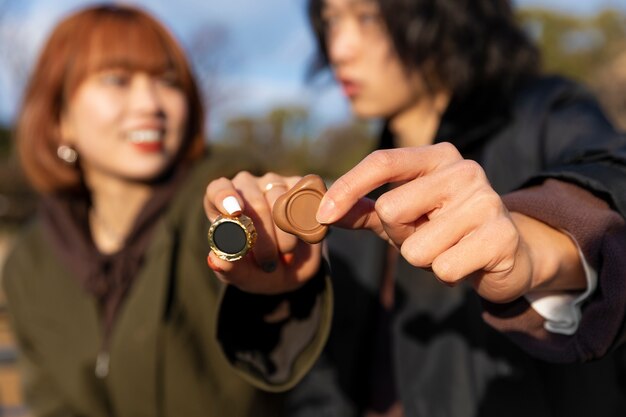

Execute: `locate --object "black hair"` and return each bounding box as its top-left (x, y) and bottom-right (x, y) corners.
top-left (307, 0), bottom-right (540, 100)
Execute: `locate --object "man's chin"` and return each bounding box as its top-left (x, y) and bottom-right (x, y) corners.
top-left (350, 103), bottom-right (385, 119)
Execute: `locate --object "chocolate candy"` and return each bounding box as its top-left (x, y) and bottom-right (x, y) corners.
top-left (272, 174), bottom-right (328, 244)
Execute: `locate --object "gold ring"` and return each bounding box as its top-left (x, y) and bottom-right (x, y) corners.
top-left (263, 182), bottom-right (288, 193)
top-left (208, 214), bottom-right (257, 261)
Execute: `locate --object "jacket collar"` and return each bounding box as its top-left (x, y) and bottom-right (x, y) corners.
top-left (379, 86), bottom-right (513, 155)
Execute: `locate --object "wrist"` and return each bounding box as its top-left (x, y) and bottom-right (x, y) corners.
top-left (510, 212), bottom-right (585, 293)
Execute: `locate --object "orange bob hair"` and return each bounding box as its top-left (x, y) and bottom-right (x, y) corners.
top-left (15, 4), bottom-right (206, 194)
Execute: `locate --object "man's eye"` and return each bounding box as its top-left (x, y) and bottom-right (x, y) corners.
top-left (358, 11), bottom-right (381, 25)
top-left (322, 12), bottom-right (341, 30)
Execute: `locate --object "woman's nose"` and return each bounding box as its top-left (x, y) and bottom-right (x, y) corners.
top-left (128, 75), bottom-right (162, 113)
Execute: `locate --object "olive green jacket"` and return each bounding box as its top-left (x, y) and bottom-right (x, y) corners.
top-left (2, 158), bottom-right (332, 417)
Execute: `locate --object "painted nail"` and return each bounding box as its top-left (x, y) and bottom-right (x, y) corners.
top-left (207, 254), bottom-right (224, 273)
top-left (281, 252), bottom-right (295, 265)
top-left (222, 196), bottom-right (242, 216)
top-left (316, 197), bottom-right (336, 224)
top-left (261, 261), bottom-right (277, 273)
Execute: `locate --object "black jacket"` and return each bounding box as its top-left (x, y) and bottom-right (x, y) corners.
top-left (285, 76), bottom-right (626, 417)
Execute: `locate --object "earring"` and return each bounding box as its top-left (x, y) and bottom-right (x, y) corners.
top-left (57, 145), bottom-right (78, 164)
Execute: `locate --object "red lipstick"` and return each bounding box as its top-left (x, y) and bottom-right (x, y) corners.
top-left (131, 141), bottom-right (164, 153)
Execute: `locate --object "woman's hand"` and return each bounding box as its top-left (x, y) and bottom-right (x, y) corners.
top-left (204, 171), bottom-right (323, 294)
top-left (315, 143), bottom-right (585, 303)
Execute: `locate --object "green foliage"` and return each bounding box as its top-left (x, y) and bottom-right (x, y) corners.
top-left (0, 124), bottom-right (37, 226)
top-left (216, 105), bottom-right (375, 179)
top-left (311, 121), bottom-right (375, 179)
top-left (3, 7), bottom-right (622, 230)
top-left (518, 8), bottom-right (626, 82)
top-left (516, 8), bottom-right (626, 128)
top-left (0, 125), bottom-right (11, 159)
top-left (210, 9), bottom-right (626, 182)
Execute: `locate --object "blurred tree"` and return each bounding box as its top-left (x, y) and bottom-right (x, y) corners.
top-left (517, 8), bottom-right (626, 129)
top-left (216, 104), bottom-right (375, 179)
top-left (225, 115), bottom-right (260, 149)
top-left (219, 106), bottom-right (313, 174)
top-left (265, 106), bottom-right (310, 166)
top-left (589, 50), bottom-right (626, 129)
top-left (518, 8), bottom-right (626, 81)
top-left (0, 124), bottom-right (37, 227)
top-left (312, 121), bottom-right (376, 179)
top-left (267, 106), bottom-right (309, 149)
top-left (0, 124), bottom-right (10, 158)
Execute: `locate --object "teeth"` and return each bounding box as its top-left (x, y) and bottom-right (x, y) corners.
top-left (127, 130), bottom-right (162, 143)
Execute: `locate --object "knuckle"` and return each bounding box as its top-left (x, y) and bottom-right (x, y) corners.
top-left (367, 149), bottom-right (396, 170)
top-left (501, 220), bottom-right (521, 249)
top-left (260, 172), bottom-right (280, 182)
top-left (206, 176), bottom-right (229, 194)
top-left (484, 221), bottom-right (519, 272)
top-left (400, 241), bottom-right (431, 267)
top-left (473, 190), bottom-right (503, 218)
top-left (286, 175), bottom-right (302, 186)
top-left (374, 194), bottom-right (399, 224)
top-left (435, 142), bottom-right (461, 160)
top-left (431, 258), bottom-right (459, 284)
top-left (456, 159), bottom-right (485, 182)
top-left (234, 170), bottom-right (254, 182)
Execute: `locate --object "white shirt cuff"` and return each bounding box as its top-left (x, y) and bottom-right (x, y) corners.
top-left (524, 233), bottom-right (598, 336)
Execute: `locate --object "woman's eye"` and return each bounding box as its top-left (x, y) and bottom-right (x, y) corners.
top-left (157, 73), bottom-right (181, 88)
top-left (100, 72), bottom-right (129, 87)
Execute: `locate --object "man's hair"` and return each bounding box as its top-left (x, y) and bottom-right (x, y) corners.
top-left (308, 0), bottom-right (540, 99)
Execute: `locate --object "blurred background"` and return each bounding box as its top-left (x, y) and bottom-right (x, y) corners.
top-left (0, 0), bottom-right (625, 414)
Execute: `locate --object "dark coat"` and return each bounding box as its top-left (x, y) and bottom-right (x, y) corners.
top-left (283, 76), bottom-right (626, 416)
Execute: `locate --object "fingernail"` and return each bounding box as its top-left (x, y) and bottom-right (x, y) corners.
top-left (207, 254), bottom-right (224, 273)
top-left (280, 253), bottom-right (295, 265)
top-left (261, 261), bottom-right (277, 273)
top-left (223, 196), bottom-right (242, 216)
top-left (316, 197), bottom-right (336, 224)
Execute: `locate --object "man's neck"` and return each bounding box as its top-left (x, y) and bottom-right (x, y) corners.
top-left (390, 91), bottom-right (450, 148)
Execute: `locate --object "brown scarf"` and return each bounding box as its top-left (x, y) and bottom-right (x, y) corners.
top-left (40, 170), bottom-right (186, 349)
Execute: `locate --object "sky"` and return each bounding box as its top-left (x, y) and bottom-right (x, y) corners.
top-left (1, 0), bottom-right (625, 135)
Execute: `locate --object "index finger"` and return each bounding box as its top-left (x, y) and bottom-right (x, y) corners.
top-left (316, 143), bottom-right (462, 224)
top-left (204, 176), bottom-right (245, 221)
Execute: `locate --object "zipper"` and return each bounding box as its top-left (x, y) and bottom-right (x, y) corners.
top-left (95, 307), bottom-right (114, 379)
top-left (95, 350), bottom-right (110, 378)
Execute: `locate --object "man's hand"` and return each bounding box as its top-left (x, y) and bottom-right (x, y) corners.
top-left (315, 143), bottom-right (585, 303)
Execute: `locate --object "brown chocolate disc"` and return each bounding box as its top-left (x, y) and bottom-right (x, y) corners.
top-left (273, 174), bottom-right (328, 244)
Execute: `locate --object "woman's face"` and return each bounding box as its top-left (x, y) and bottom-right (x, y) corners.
top-left (60, 67), bottom-right (188, 183)
top-left (322, 0), bottom-right (427, 119)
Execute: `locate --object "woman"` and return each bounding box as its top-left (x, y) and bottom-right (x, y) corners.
top-left (206, 0), bottom-right (626, 416)
top-left (2, 4), bottom-right (329, 416)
